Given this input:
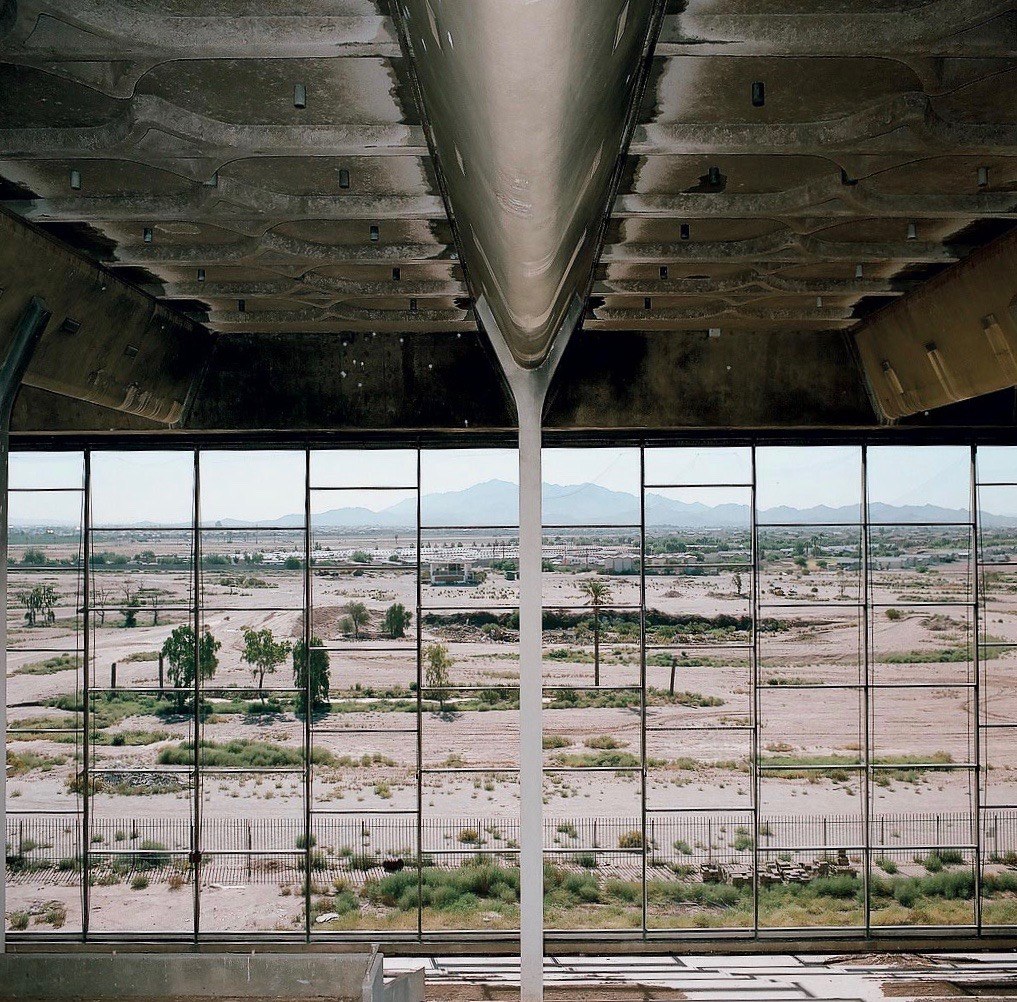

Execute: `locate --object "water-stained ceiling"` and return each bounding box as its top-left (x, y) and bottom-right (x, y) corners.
top-left (0, 0), bottom-right (1015, 409)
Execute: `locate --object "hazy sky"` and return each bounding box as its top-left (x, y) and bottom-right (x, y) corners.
top-left (8, 445), bottom-right (1012, 524)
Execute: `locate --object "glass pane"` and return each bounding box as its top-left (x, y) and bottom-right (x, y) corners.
top-left (88, 853), bottom-right (193, 933)
top-left (867, 446), bottom-right (971, 521)
top-left (544, 849), bottom-right (641, 931)
top-left (759, 766), bottom-right (864, 819)
top-left (9, 490), bottom-right (82, 532)
top-left (200, 528), bottom-right (304, 611)
top-left (200, 772), bottom-right (304, 853)
top-left (647, 730), bottom-right (751, 810)
top-left (756, 446), bottom-right (862, 521)
top-left (545, 535), bottom-right (642, 609)
top-left (421, 529), bottom-right (518, 608)
top-left (198, 853), bottom-right (306, 932)
top-left (312, 729), bottom-right (417, 812)
top-left (542, 704), bottom-right (640, 770)
top-left (420, 449), bottom-right (517, 527)
top-left (308, 813), bottom-right (419, 933)
top-left (869, 849), bottom-right (975, 928)
top-left (758, 607), bottom-right (862, 688)
top-left (420, 852), bottom-right (519, 932)
top-left (758, 526), bottom-right (862, 603)
top-left (984, 726), bottom-right (1017, 807)
top-left (90, 451), bottom-right (193, 529)
top-left (978, 446), bottom-right (1017, 485)
top-left (645, 811), bottom-right (754, 930)
top-left (644, 447), bottom-right (752, 487)
top-left (871, 686), bottom-right (974, 766)
top-left (311, 449), bottom-right (417, 489)
top-left (199, 451), bottom-right (305, 528)
top-left (759, 687), bottom-right (863, 764)
top-left (872, 604), bottom-right (974, 686)
top-left (646, 648), bottom-right (750, 728)
top-left (979, 485), bottom-right (1017, 560)
top-left (4, 814), bottom-right (82, 934)
top-left (543, 447), bottom-right (640, 528)
top-left (869, 525), bottom-right (973, 605)
top-left (758, 849), bottom-right (863, 928)
top-left (983, 809), bottom-right (1017, 926)
top-left (9, 451), bottom-right (83, 490)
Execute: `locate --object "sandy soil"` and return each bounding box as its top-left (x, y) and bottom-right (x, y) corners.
top-left (6, 529), bottom-right (1016, 932)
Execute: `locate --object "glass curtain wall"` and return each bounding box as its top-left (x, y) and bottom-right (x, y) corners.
top-left (5, 443), bottom-right (1017, 938)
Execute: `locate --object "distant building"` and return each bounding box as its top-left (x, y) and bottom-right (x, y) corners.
top-left (429, 560), bottom-right (477, 585)
top-left (603, 556), bottom-right (636, 574)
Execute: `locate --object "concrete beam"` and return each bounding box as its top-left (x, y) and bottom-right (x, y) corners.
top-left (657, 2), bottom-right (1016, 58)
top-left (614, 186), bottom-right (1017, 221)
top-left (633, 94), bottom-right (1017, 157)
top-left (3, 192), bottom-right (446, 227)
top-left (0, 99), bottom-right (427, 160)
top-left (0, 207), bottom-right (212, 424)
top-left (600, 234), bottom-right (960, 265)
top-left (855, 227), bottom-right (1017, 419)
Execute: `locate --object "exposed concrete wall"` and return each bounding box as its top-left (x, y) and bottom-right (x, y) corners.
top-left (0, 208), bottom-right (212, 425)
top-left (11, 327), bottom-right (883, 434)
top-left (547, 329), bottom-right (876, 429)
top-left (186, 330), bottom-right (514, 431)
top-left (0, 953), bottom-right (422, 1002)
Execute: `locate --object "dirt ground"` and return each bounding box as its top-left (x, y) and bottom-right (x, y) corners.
top-left (5, 526), bottom-right (1016, 933)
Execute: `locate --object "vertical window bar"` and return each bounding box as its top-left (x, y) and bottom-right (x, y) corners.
top-left (972, 443), bottom-right (983, 932)
top-left (81, 449), bottom-right (92, 940)
top-left (750, 444), bottom-right (760, 934)
top-left (639, 445), bottom-right (648, 937)
top-left (415, 446), bottom-right (424, 940)
top-left (192, 449), bottom-right (201, 940)
top-left (861, 444), bottom-right (872, 936)
top-left (303, 448), bottom-right (313, 942)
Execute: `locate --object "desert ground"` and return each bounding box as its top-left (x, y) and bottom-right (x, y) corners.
top-left (6, 522), bottom-right (1017, 933)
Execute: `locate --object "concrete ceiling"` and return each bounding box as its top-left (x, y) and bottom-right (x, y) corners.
top-left (1, 0), bottom-right (1016, 429)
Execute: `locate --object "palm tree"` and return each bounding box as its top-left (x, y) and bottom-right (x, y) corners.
top-left (579, 578), bottom-right (613, 686)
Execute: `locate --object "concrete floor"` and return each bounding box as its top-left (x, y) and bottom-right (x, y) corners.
top-left (388, 952), bottom-right (1017, 1000)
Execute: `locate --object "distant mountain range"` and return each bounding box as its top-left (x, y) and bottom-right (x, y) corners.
top-left (305, 480), bottom-right (1016, 529)
top-left (22, 479), bottom-right (1002, 530)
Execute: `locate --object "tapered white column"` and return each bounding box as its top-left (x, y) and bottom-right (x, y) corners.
top-left (476, 297), bottom-right (578, 1002)
top-left (0, 297), bottom-right (50, 952)
top-left (516, 378), bottom-right (544, 1002)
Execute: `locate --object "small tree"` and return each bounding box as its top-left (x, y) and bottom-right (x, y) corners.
top-left (241, 626), bottom-right (292, 704)
top-left (344, 601), bottom-right (370, 640)
top-left (19, 584), bottom-right (57, 627)
top-left (162, 626), bottom-right (220, 712)
top-left (93, 583), bottom-right (111, 626)
top-left (292, 636), bottom-right (330, 716)
top-left (120, 582), bottom-right (139, 628)
top-left (578, 578), bottom-right (613, 687)
top-left (383, 602), bottom-right (412, 639)
top-left (424, 642), bottom-right (453, 712)
top-left (732, 571), bottom-right (744, 597)
top-left (21, 547), bottom-right (46, 566)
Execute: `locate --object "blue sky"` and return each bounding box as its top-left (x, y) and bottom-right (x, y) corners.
top-left (7, 445), bottom-right (1010, 524)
